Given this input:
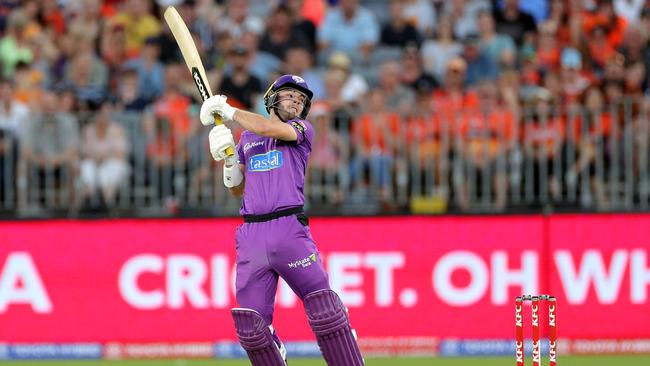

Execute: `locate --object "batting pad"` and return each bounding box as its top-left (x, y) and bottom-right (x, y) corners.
top-left (304, 290), bottom-right (365, 366)
top-left (232, 308), bottom-right (287, 366)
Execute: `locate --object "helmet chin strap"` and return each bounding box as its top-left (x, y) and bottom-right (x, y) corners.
top-left (272, 106), bottom-right (298, 122)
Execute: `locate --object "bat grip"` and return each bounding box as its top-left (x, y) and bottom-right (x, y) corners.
top-left (213, 115), bottom-right (235, 157)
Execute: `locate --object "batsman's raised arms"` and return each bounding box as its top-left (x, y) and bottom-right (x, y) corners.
top-left (163, 6), bottom-right (234, 157)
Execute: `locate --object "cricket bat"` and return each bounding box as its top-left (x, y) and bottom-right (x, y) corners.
top-left (164, 6), bottom-right (234, 157)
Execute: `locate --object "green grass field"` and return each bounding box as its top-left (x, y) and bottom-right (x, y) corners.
top-left (2, 356), bottom-right (650, 366)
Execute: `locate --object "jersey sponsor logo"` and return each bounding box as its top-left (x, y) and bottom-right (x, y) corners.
top-left (288, 253), bottom-right (317, 269)
top-left (243, 140), bottom-right (264, 153)
top-left (291, 121), bottom-right (306, 134)
top-left (248, 150), bottom-right (283, 172)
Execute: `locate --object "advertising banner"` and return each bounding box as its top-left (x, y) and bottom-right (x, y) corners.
top-left (1, 215), bottom-right (649, 346)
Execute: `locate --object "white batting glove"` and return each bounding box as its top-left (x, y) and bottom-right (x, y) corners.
top-left (208, 125), bottom-right (237, 166)
top-left (200, 95), bottom-right (238, 126)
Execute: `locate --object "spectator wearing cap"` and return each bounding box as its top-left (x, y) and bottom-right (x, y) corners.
top-left (380, 0), bottom-right (423, 49)
top-left (219, 45), bottom-right (264, 110)
top-left (477, 9), bottom-right (516, 72)
top-left (259, 4), bottom-right (311, 61)
top-left (461, 33), bottom-right (499, 86)
top-left (317, 0), bottom-right (380, 64)
top-left (421, 15), bottom-right (463, 84)
top-left (109, 0), bottom-right (161, 56)
top-left (433, 57), bottom-right (480, 142)
top-left (326, 51), bottom-right (368, 107)
top-left (322, 66), bottom-right (356, 128)
top-left (493, 0), bottom-right (537, 47)
top-left (559, 47), bottom-right (591, 105)
top-left (122, 37), bottom-right (165, 104)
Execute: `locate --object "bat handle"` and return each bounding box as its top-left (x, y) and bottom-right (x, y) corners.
top-left (213, 114), bottom-right (235, 157)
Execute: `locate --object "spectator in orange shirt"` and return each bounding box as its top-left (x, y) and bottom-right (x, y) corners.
top-left (454, 81), bottom-right (515, 212)
top-left (536, 21), bottom-right (562, 72)
top-left (581, 0), bottom-right (627, 50)
top-left (350, 89), bottom-right (401, 201)
top-left (406, 78), bottom-right (449, 199)
top-left (587, 24), bottom-right (618, 70)
top-left (144, 65), bottom-right (196, 155)
top-left (433, 57), bottom-right (479, 137)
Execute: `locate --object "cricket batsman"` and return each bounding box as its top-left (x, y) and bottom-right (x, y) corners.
top-left (200, 74), bottom-right (365, 366)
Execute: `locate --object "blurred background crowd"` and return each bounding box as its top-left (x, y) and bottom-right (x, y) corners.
top-left (0, 0), bottom-right (649, 218)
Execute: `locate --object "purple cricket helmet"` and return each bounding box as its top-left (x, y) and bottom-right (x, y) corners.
top-left (263, 74), bottom-right (313, 120)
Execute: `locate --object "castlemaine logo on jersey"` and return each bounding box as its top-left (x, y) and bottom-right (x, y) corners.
top-left (248, 150), bottom-right (283, 172)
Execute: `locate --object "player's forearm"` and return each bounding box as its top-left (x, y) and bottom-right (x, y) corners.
top-left (232, 109), bottom-right (274, 135)
top-left (232, 110), bottom-right (296, 141)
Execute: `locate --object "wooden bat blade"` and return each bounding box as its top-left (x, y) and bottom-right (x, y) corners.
top-left (164, 6), bottom-right (234, 157)
top-left (164, 7), bottom-right (212, 100)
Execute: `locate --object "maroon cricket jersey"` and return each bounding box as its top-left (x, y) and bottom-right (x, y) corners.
top-left (236, 119), bottom-right (313, 215)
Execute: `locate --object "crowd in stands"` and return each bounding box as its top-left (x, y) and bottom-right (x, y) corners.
top-left (0, 0), bottom-right (649, 216)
